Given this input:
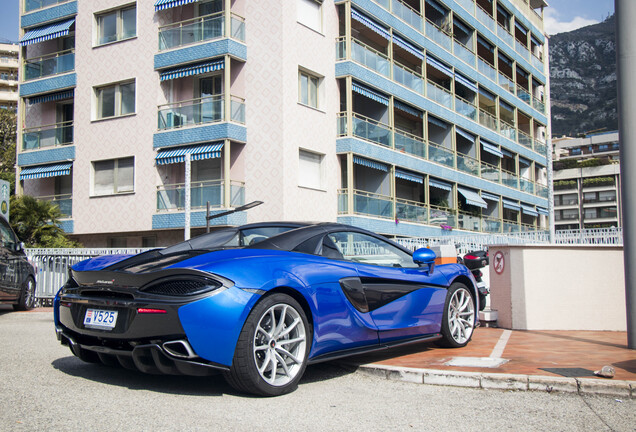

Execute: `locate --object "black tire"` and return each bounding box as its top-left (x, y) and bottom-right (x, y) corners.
top-left (13, 277), bottom-right (36, 311)
top-left (478, 293), bottom-right (487, 311)
top-left (224, 293), bottom-right (311, 396)
top-left (437, 282), bottom-right (476, 348)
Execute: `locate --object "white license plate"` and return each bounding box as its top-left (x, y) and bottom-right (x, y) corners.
top-left (84, 309), bottom-right (118, 330)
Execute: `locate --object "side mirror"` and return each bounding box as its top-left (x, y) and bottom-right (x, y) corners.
top-left (413, 248), bottom-right (436, 274)
top-left (14, 242), bottom-right (24, 253)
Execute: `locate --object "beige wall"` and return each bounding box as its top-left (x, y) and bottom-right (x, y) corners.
top-left (490, 245), bottom-right (626, 331)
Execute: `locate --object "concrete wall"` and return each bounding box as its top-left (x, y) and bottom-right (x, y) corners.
top-left (489, 245), bottom-right (626, 331)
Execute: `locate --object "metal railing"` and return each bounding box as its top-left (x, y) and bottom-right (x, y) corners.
top-left (352, 189), bottom-right (393, 219)
top-left (425, 19), bottom-right (452, 52)
top-left (455, 95), bottom-right (477, 121)
top-left (24, 50), bottom-right (74, 81)
top-left (396, 197), bottom-right (428, 223)
top-left (428, 141), bottom-right (454, 168)
top-left (37, 193), bottom-right (72, 217)
top-left (392, 0), bottom-right (422, 30)
top-left (24, 0), bottom-right (70, 13)
top-left (348, 37), bottom-right (391, 78)
top-left (475, 4), bottom-right (495, 31)
top-left (477, 56), bottom-right (497, 82)
top-left (453, 39), bottom-right (475, 66)
top-left (393, 61), bottom-right (424, 93)
top-left (156, 179), bottom-right (245, 211)
top-left (158, 11), bottom-right (245, 50)
top-left (426, 80), bottom-right (453, 109)
top-left (478, 107), bottom-right (498, 131)
top-left (22, 121), bottom-right (73, 150)
top-left (157, 95), bottom-right (245, 130)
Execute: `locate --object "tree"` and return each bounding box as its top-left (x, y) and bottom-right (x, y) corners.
top-left (9, 195), bottom-right (80, 248)
top-left (0, 108), bottom-right (17, 195)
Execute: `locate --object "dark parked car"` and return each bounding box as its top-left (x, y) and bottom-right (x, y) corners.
top-left (0, 216), bottom-right (36, 311)
top-left (55, 222), bottom-right (478, 396)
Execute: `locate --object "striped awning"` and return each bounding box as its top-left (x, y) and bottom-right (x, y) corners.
top-left (426, 56), bottom-right (452, 77)
top-left (481, 192), bottom-right (499, 202)
top-left (537, 207), bottom-right (549, 216)
top-left (395, 169), bottom-right (423, 184)
top-left (453, 19), bottom-right (470, 35)
top-left (477, 36), bottom-right (494, 53)
top-left (455, 72), bottom-right (478, 93)
top-left (155, 0), bottom-right (199, 11)
top-left (521, 204), bottom-right (538, 217)
top-left (481, 141), bottom-right (503, 158)
top-left (515, 20), bottom-right (528, 34)
top-left (20, 19), bottom-right (75, 46)
top-left (353, 156), bottom-right (388, 172)
top-left (426, 0), bottom-right (448, 15)
top-left (351, 9), bottom-right (391, 40)
top-left (456, 128), bottom-right (475, 143)
top-left (394, 100), bottom-right (423, 118)
top-left (428, 115), bottom-right (448, 129)
top-left (29, 89), bottom-right (74, 105)
top-left (160, 59), bottom-right (224, 81)
top-left (501, 147), bottom-right (514, 158)
top-left (458, 187), bottom-right (488, 209)
top-left (351, 83), bottom-right (389, 106)
top-left (392, 34), bottom-right (423, 59)
top-left (502, 198), bottom-right (520, 211)
top-left (429, 178), bottom-right (452, 192)
top-left (156, 142), bottom-right (224, 165)
top-left (20, 162), bottom-right (72, 180)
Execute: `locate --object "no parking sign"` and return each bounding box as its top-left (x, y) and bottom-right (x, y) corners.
top-left (0, 179), bottom-right (9, 221)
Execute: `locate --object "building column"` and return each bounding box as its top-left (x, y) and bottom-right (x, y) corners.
top-left (184, 153), bottom-right (191, 241)
top-left (224, 55), bottom-right (231, 122)
top-left (224, 139), bottom-right (231, 208)
top-left (347, 153), bottom-right (354, 215)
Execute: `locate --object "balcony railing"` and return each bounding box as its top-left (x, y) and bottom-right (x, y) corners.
top-left (503, 219), bottom-right (520, 233)
top-left (428, 141), bottom-right (454, 168)
top-left (426, 80), bottom-right (453, 109)
top-left (158, 11), bottom-right (245, 50)
top-left (430, 205), bottom-right (456, 228)
top-left (425, 19), bottom-right (452, 52)
top-left (393, 61), bottom-right (424, 93)
top-left (24, 50), bottom-right (74, 81)
top-left (478, 108), bottom-right (497, 131)
top-left (457, 153), bottom-right (479, 176)
top-left (501, 169), bottom-right (518, 189)
top-left (518, 130), bottom-right (533, 148)
top-left (475, 4), bottom-right (495, 32)
top-left (533, 96), bottom-right (545, 113)
top-left (519, 177), bottom-right (534, 194)
top-left (396, 197), bottom-right (428, 223)
top-left (498, 72), bottom-right (515, 94)
top-left (534, 139), bottom-right (547, 155)
top-left (453, 40), bottom-right (475, 66)
top-left (477, 56), bottom-right (497, 82)
top-left (350, 113), bottom-right (392, 148)
top-left (496, 23), bottom-right (514, 47)
top-left (395, 129), bottom-right (426, 159)
top-left (455, 0), bottom-right (475, 15)
top-left (23, 121), bottom-right (73, 150)
top-left (457, 210), bottom-right (481, 231)
top-left (157, 95), bottom-right (245, 130)
top-left (156, 180), bottom-right (244, 211)
top-left (481, 161), bottom-right (501, 183)
top-left (24, 0), bottom-right (70, 13)
top-left (500, 119), bottom-right (516, 141)
top-left (515, 39), bottom-right (530, 60)
top-left (392, 0), bottom-right (422, 31)
top-left (455, 95), bottom-right (477, 121)
top-left (38, 194), bottom-right (72, 217)
top-left (352, 189), bottom-right (393, 219)
top-left (516, 85), bottom-right (532, 104)
top-left (350, 38), bottom-right (390, 78)
top-left (482, 216), bottom-right (501, 233)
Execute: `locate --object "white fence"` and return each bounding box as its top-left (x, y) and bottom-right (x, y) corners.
top-left (25, 228), bottom-right (623, 302)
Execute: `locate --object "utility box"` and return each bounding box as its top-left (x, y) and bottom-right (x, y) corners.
top-left (430, 244), bottom-right (457, 266)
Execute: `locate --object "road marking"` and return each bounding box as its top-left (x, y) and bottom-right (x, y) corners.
top-left (490, 329), bottom-right (512, 359)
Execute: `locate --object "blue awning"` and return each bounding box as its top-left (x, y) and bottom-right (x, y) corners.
top-left (156, 142), bottom-right (224, 165)
top-left (502, 198), bottom-right (520, 211)
top-left (426, 0), bottom-right (448, 16)
top-left (497, 5), bottom-right (510, 20)
top-left (155, 0), bottom-right (199, 11)
top-left (353, 156), bottom-right (388, 172)
top-left (28, 89), bottom-right (74, 105)
top-left (458, 187), bottom-right (488, 209)
top-left (537, 207), bottom-right (549, 216)
top-left (453, 19), bottom-right (471, 35)
top-left (393, 34), bottom-right (424, 59)
top-left (530, 34), bottom-right (542, 46)
top-left (20, 19), bottom-right (75, 46)
top-left (498, 54), bottom-right (513, 67)
top-left (481, 192), bottom-right (499, 202)
top-left (481, 141), bottom-right (503, 158)
top-left (479, 88), bottom-right (496, 101)
top-left (455, 73), bottom-right (478, 93)
top-left (351, 9), bottom-right (391, 40)
top-left (352, 83), bottom-right (389, 106)
top-left (456, 128), bottom-right (475, 143)
top-left (426, 55), bottom-right (453, 77)
top-left (515, 21), bottom-right (528, 34)
top-left (428, 115), bottom-right (448, 129)
top-left (395, 169), bottom-right (423, 184)
top-left (20, 162), bottom-right (72, 180)
top-left (477, 36), bottom-right (494, 53)
top-left (500, 100), bottom-right (514, 112)
top-left (517, 67), bottom-right (529, 78)
top-left (519, 157), bottom-right (531, 167)
top-left (394, 100), bottom-right (423, 118)
top-left (520, 204), bottom-right (538, 217)
top-left (501, 147), bottom-right (514, 158)
top-left (160, 59), bottom-right (224, 81)
top-left (429, 178), bottom-right (452, 192)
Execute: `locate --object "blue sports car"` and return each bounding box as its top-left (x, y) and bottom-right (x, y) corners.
top-left (54, 222), bottom-right (478, 396)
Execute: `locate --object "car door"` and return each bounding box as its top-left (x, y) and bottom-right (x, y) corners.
top-left (0, 217), bottom-right (18, 300)
top-left (327, 231), bottom-right (450, 344)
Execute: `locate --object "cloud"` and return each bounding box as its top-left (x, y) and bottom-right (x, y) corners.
top-left (543, 9), bottom-right (599, 35)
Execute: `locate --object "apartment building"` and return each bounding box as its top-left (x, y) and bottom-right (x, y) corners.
top-left (553, 131), bottom-right (621, 230)
top-left (0, 42), bottom-right (19, 112)
top-left (16, 0), bottom-right (551, 247)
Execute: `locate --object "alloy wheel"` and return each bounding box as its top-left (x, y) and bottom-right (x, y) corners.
top-left (448, 287), bottom-right (475, 344)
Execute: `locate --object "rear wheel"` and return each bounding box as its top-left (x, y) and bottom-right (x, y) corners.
top-left (437, 283), bottom-right (475, 348)
top-left (13, 277), bottom-right (35, 311)
top-left (224, 293), bottom-right (310, 396)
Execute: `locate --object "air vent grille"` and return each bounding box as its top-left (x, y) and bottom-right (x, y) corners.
top-left (141, 278), bottom-right (221, 296)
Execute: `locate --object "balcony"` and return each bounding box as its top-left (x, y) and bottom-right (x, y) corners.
top-left (457, 210), bottom-right (481, 231)
top-left (518, 130), bottom-right (533, 148)
top-left (533, 96), bottom-right (545, 113)
top-left (338, 112), bottom-right (392, 148)
top-left (496, 23), bottom-right (514, 47)
top-left (499, 120), bottom-right (516, 141)
top-left (478, 108), bottom-right (497, 131)
top-left (156, 179), bottom-right (244, 211)
top-left (516, 85), bottom-right (532, 105)
top-left (393, 61), bottom-right (424, 93)
top-left (457, 153), bottom-right (479, 176)
top-left (23, 121), bottom-right (73, 150)
top-left (394, 129), bottom-right (426, 158)
top-left (158, 11), bottom-right (245, 51)
top-left (477, 56), bottom-right (497, 82)
top-left (455, 0), bottom-right (475, 14)
top-left (24, 0), bottom-right (70, 13)
top-left (453, 40), bottom-right (475, 66)
top-left (349, 38), bottom-right (390, 78)
top-left (425, 20), bottom-right (452, 52)
top-left (38, 193), bottom-right (72, 217)
top-left (426, 80), bottom-right (453, 110)
top-left (396, 198), bottom-right (428, 223)
top-left (428, 141), bottom-right (454, 168)
top-left (515, 40), bottom-right (531, 60)
top-left (455, 95), bottom-right (477, 121)
top-left (475, 5), bottom-right (495, 32)
top-left (24, 50), bottom-right (74, 81)
top-left (392, 0), bottom-right (422, 31)
top-left (351, 189), bottom-right (394, 219)
top-left (498, 72), bottom-right (515, 94)
top-left (157, 95), bottom-right (245, 130)
top-left (501, 169), bottom-right (518, 189)
top-left (531, 53), bottom-right (544, 72)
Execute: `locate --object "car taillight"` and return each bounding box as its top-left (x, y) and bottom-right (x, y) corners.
top-left (137, 308), bottom-right (167, 314)
top-left (464, 254), bottom-right (478, 260)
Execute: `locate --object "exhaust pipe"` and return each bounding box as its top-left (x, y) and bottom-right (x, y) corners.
top-left (162, 340), bottom-right (198, 359)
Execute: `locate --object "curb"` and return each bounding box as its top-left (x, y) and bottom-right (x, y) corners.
top-left (354, 364), bottom-right (635, 399)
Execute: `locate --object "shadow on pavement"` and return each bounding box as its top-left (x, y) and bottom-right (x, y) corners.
top-left (529, 330), bottom-right (627, 350)
top-left (336, 341), bottom-right (437, 366)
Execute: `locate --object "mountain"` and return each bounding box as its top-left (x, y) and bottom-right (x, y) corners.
top-left (549, 15), bottom-right (617, 137)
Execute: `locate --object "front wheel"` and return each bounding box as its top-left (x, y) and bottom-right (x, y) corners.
top-left (13, 277), bottom-right (36, 311)
top-left (224, 293), bottom-right (310, 396)
top-left (437, 282), bottom-right (475, 348)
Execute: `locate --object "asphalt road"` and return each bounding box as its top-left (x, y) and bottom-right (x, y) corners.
top-left (1, 309), bottom-right (634, 432)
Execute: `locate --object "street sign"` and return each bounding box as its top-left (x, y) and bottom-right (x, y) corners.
top-left (0, 179), bottom-right (9, 221)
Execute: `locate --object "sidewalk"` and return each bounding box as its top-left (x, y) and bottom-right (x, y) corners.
top-left (346, 327), bottom-right (636, 398)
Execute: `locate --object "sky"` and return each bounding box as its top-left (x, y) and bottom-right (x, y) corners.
top-left (0, 0), bottom-right (617, 43)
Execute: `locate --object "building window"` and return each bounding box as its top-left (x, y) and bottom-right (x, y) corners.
top-left (297, 0), bottom-right (322, 32)
top-left (96, 5), bottom-right (136, 45)
top-left (299, 70), bottom-right (320, 109)
top-left (95, 80), bottom-right (135, 119)
top-left (298, 149), bottom-right (324, 190)
top-left (92, 157), bottom-right (134, 196)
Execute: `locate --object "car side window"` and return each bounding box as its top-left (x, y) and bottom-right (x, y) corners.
top-left (327, 232), bottom-right (417, 268)
top-left (0, 218), bottom-right (16, 248)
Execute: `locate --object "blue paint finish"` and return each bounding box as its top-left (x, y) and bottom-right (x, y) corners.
top-left (72, 254), bottom-right (134, 271)
top-left (21, 1), bottom-right (77, 28)
top-left (337, 137), bottom-right (549, 206)
top-left (19, 74), bottom-right (76, 97)
top-left (17, 145), bottom-right (75, 166)
top-left (59, 219), bottom-right (73, 233)
top-left (154, 39), bottom-right (247, 70)
top-left (179, 287), bottom-right (257, 366)
top-left (336, 62), bottom-right (549, 164)
top-left (153, 123), bottom-right (247, 148)
top-left (152, 210), bottom-right (247, 229)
